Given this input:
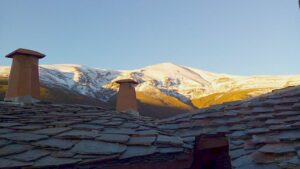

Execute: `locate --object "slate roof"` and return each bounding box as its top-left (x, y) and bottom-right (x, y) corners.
top-left (0, 103), bottom-right (192, 169)
top-left (1, 85), bottom-right (300, 169)
top-left (157, 86), bottom-right (300, 169)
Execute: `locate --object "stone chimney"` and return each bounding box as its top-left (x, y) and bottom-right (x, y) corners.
top-left (115, 79), bottom-right (138, 112)
top-left (4, 48), bottom-right (45, 102)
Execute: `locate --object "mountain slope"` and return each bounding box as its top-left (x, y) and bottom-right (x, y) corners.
top-left (1, 63), bottom-right (300, 118)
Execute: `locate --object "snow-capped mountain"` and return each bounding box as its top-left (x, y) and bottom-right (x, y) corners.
top-left (1, 62), bottom-right (300, 108)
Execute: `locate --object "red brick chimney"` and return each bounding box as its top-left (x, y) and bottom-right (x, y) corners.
top-left (115, 79), bottom-right (138, 112)
top-left (4, 48), bottom-right (45, 101)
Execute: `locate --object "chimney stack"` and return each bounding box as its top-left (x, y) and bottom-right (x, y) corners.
top-left (4, 48), bottom-right (45, 101)
top-left (192, 133), bottom-right (231, 169)
top-left (115, 79), bottom-right (138, 112)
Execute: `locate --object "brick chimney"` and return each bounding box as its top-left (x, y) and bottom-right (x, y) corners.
top-left (4, 48), bottom-right (45, 101)
top-left (192, 133), bottom-right (232, 169)
top-left (115, 79), bottom-right (138, 112)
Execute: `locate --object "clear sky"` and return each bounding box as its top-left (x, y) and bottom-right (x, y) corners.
top-left (0, 0), bottom-right (299, 75)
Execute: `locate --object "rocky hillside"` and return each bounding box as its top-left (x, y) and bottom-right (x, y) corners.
top-left (0, 63), bottom-right (300, 118)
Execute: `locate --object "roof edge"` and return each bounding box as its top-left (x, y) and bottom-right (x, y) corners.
top-left (5, 48), bottom-right (46, 59)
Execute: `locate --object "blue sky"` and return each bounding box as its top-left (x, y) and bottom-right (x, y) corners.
top-left (0, 0), bottom-right (299, 75)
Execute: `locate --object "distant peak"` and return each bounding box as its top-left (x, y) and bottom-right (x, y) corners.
top-left (154, 62), bottom-right (180, 66)
top-left (159, 62), bottom-right (178, 65)
top-left (144, 62), bottom-right (183, 69)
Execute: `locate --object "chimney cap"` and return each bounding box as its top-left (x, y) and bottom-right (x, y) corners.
top-left (5, 48), bottom-right (46, 59)
top-left (115, 79), bottom-right (138, 84)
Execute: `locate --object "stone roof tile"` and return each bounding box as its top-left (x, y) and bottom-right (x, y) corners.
top-left (127, 136), bottom-right (156, 146)
top-left (33, 156), bottom-right (80, 168)
top-left (71, 140), bottom-right (127, 155)
top-left (0, 158), bottom-right (32, 169)
top-left (156, 135), bottom-right (184, 146)
top-left (96, 134), bottom-right (130, 143)
top-left (34, 138), bottom-right (75, 150)
top-left (0, 102), bottom-right (190, 168)
top-left (119, 146), bottom-right (157, 159)
top-left (2, 86), bottom-right (300, 168)
top-left (0, 144), bottom-right (32, 157)
top-left (7, 149), bottom-right (50, 162)
top-left (158, 86), bottom-right (300, 169)
top-left (258, 144), bottom-right (296, 154)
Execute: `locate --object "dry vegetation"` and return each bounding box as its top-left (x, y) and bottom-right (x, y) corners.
top-left (136, 90), bottom-right (193, 118)
top-left (191, 88), bottom-right (268, 108)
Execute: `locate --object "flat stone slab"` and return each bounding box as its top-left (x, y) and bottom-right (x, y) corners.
top-left (51, 151), bottom-right (75, 158)
top-left (0, 133), bottom-right (48, 142)
top-left (251, 135), bottom-right (280, 144)
top-left (71, 124), bottom-right (104, 130)
top-left (232, 155), bottom-right (252, 168)
top-left (0, 158), bottom-right (32, 168)
top-left (258, 144), bottom-right (295, 154)
top-left (251, 107), bottom-right (274, 113)
top-left (251, 151), bottom-right (292, 164)
top-left (182, 143), bottom-right (193, 150)
top-left (96, 134), bottom-right (129, 143)
top-left (229, 124), bottom-right (247, 131)
top-left (182, 136), bottom-right (195, 143)
top-left (0, 122), bottom-right (22, 127)
top-left (0, 129), bottom-right (14, 134)
top-left (71, 140), bottom-right (127, 155)
top-left (238, 163), bottom-right (281, 169)
top-left (33, 156), bottom-right (81, 168)
top-left (121, 122), bottom-right (140, 128)
top-left (136, 130), bottom-right (158, 136)
top-left (79, 154), bottom-right (119, 164)
top-left (57, 130), bottom-right (99, 139)
top-left (158, 124), bottom-right (179, 130)
top-left (8, 149), bottom-right (49, 162)
top-left (265, 119), bottom-right (285, 125)
top-left (159, 147), bottom-right (184, 154)
top-left (119, 146), bottom-right (157, 159)
top-left (230, 140), bottom-right (244, 146)
top-left (229, 131), bottom-right (246, 138)
top-left (50, 120), bottom-right (78, 127)
top-left (12, 125), bottom-right (45, 131)
top-left (177, 128), bottom-right (203, 137)
top-left (156, 135), bottom-right (183, 146)
top-left (269, 124), bottom-right (291, 131)
top-left (246, 128), bottom-right (270, 135)
top-left (284, 156), bottom-right (300, 166)
top-left (127, 136), bottom-right (156, 145)
top-left (278, 131), bottom-right (300, 141)
top-left (0, 139), bottom-right (12, 148)
top-left (0, 144), bottom-right (32, 156)
top-left (230, 148), bottom-right (252, 160)
top-left (34, 127), bottom-right (71, 136)
top-left (35, 138), bottom-right (75, 150)
top-left (103, 121), bottom-right (123, 126)
top-left (0, 115), bottom-right (19, 119)
top-left (102, 128), bottom-right (136, 135)
top-left (275, 111), bottom-right (300, 117)
top-left (89, 119), bottom-right (109, 125)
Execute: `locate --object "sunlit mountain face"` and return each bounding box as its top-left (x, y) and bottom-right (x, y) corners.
top-left (1, 62), bottom-right (300, 119)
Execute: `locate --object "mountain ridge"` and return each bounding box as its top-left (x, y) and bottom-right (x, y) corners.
top-left (1, 62), bottom-right (300, 118)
